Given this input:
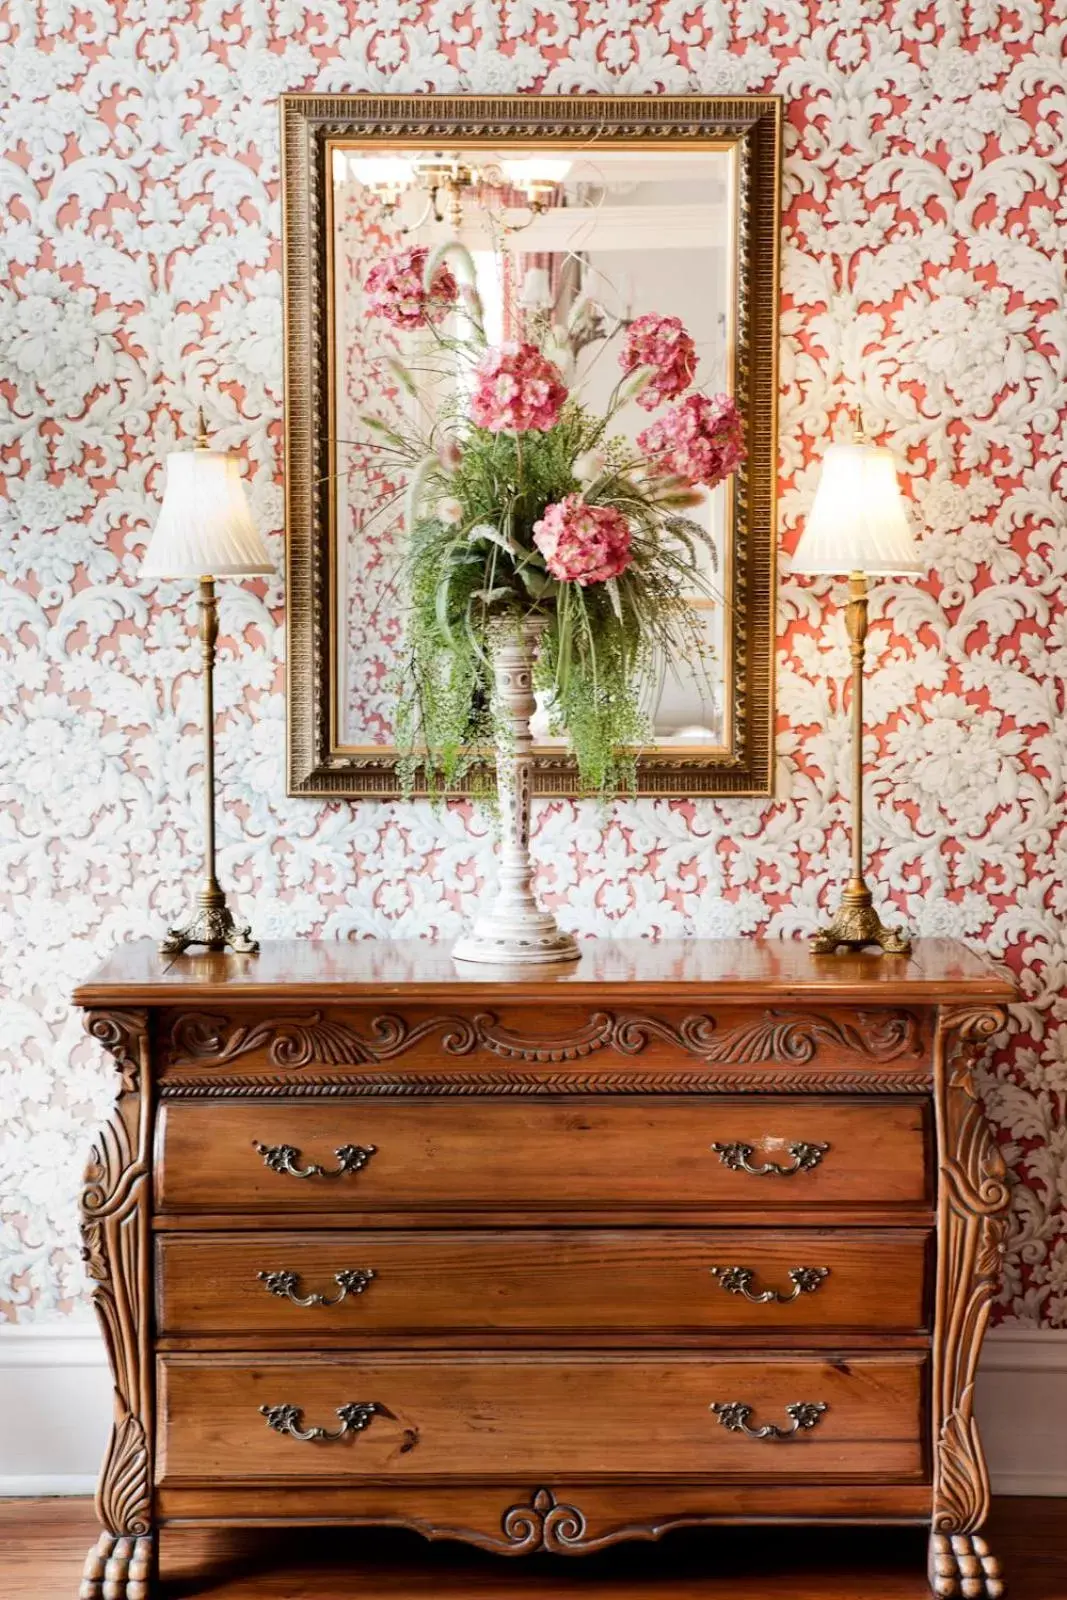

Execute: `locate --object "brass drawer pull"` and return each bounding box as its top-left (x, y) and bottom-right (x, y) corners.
top-left (260, 1401), bottom-right (379, 1443)
top-left (253, 1141), bottom-right (376, 1179)
top-left (258, 1268), bottom-right (376, 1307)
top-left (711, 1139), bottom-right (829, 1176)
top-left (711, 1265), bottom-right (829, 1303)
top-left (711, 1401), bottom-right (827, 1440)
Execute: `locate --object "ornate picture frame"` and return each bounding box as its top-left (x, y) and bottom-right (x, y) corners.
top-left (282, 94), bottom-right (781, 797)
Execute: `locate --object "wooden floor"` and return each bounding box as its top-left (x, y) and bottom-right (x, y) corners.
top-left (4, 1498), bottom-right (1065, 1599)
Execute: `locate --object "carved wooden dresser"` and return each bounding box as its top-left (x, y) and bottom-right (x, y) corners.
top-left (74, 937), bottom-right (1015, 1600)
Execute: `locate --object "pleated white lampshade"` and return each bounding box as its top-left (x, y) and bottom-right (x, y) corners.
top-left (141, 447), bottom-right (274, 579)
top-left (792, 441), bottom-right (923, 577)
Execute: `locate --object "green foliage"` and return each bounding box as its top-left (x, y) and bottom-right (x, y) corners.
top-left (394, 516), bottom-right (496, 797)
top-left (535, 584), bottom-right (648, 798)
top-left (447, 408), bottom-right (588, 546)
top-left (394, 422), bottom-right (719, 799)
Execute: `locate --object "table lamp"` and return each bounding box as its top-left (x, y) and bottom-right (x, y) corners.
top-left (141, 414), bottom-right (274, 956)
top-left (792, 424), bottom-right (924, 955)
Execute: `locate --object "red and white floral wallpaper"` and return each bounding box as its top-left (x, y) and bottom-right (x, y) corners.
top-left (0, 4), bottom-right (1065, 1326)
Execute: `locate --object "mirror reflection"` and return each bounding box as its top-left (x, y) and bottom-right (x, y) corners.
top-left (329, 144), bottom-right (737, 755)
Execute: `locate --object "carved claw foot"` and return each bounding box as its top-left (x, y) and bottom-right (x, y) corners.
top-left (79, 1532), bottom-right (154, 1600)
top-left (929, 1532), bottom-right (1004, 1599)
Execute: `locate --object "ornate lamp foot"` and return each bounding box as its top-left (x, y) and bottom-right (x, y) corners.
top-left (159, 889), bottom-right (259, 956)
top-left (80, 1531), bottom-right (155, 1600)
top-left (929, 1531), bottom-right (1004, 1599)
top-left (809, 880), bottom-right (911, 956)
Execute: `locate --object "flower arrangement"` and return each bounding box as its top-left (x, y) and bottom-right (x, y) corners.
top-left (358, 242), bottom-right (745, 799)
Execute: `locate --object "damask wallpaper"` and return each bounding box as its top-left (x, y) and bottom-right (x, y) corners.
top-left (0, 3), bottom-right (1064, 1327)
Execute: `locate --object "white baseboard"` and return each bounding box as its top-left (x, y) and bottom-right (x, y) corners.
top-left (0, 1322), bottom-right (111, 1497)
top-left (0, 1321), bottom-right (1063, 1498)
top-left (974, 1326), bottom-right (1067, 1495)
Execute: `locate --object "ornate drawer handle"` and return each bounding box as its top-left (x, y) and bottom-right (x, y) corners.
top-left (711, 1401), bottom-right (827, 1439)
top-left (258, 1268), bottom-right (376, 1307)
top-left (260, 1401), bottom-right (379, 1442)
top-left (711, 1265), bottom-right (829, 1303)
top-left (711, 1139), bottom-right (829, 1176)
top-left (253, 1141), bottom-right (376, 1179)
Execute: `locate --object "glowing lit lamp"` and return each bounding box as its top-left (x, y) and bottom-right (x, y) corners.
top-left (500, 156), bottom-right (572, 207)
top-left (141, 414), bottom-right (274, 956)
top-left (792, 428), bottom-right (924, 956)
top-left (349, 154), bottom-right (417, 189)
top-left (345, 153), bottom-right (417, 210)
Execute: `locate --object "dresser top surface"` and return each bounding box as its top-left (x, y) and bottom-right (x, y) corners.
top-left (74, 936), bottom-right (1015, 1007)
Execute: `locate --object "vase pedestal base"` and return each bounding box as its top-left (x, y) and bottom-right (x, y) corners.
top-left (453, 620), bottom-right (581, 971)
top-left (453, 911), bottom-right (580, 968)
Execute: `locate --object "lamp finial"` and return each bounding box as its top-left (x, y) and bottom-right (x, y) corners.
top-left (851, 404), bottom-right (866, 442)
top-left (195, 406), bottom-right (209, 448)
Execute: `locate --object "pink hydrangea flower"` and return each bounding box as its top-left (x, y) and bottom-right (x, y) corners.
top-left (470, 342), bottom-right (568, 434)
top-left (533, 495), bottom-right (632, 586)
top-left (364, 246), bottom-right (458, 331)
top-left (637, 393), bottom-right (745, 488)
top-left (619, 313), bottom-right (696, 410)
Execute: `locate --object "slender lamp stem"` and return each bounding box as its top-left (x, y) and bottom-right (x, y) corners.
top-left (808, 564), bottom-right (909, 954)
top-left (199, 575), bottom-right (221, 899)
top-left (195, 411), bottom-right (222, 902)
top-left (846, 571), bottom-right (868, 892)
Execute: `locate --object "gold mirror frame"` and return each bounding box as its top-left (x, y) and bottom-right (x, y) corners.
top-left (282, 93), bottom-right (781, 798)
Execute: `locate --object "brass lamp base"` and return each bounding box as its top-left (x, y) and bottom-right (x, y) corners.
top-left (160, 887), bottom-right (259, 957)
top-left (810, 880), bottom-right (911, 957)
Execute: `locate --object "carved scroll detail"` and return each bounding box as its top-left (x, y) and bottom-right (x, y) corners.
top-left (612, 1009), bottom-right (922, 1065)
top-left (81, 1010), bottom-right (153, 1546)
top-left (166, 1006), bottom-right (924, 1071)
top-left (416, 1488), bottom-right (591, 1554)
top-left (500, 1488), bottom-right (588, 1552)
top-left (416, 1487), bottom-right (739, 1557)
top-left (168, 1010), bottom-right (479, 1067)
top-left (932, 1006), bottom-right (1011, 1539)
top-left (87, 1010), bottom-right (145, 1093)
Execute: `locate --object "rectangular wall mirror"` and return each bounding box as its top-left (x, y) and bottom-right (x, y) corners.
top-left (283, 95), bottom-right (780, 797)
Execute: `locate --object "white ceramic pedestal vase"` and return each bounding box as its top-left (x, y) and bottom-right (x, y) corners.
top-left (453, 618), bottom-right (580, 968)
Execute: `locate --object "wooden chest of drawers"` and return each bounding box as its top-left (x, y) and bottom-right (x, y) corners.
top-left (73, 937), bottom-right (1014, 1600)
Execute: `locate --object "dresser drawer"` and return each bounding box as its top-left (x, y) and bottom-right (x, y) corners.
top-left (157, 1228), bottom-right (929, 1336)
top-left (156, 1098), bottom-right (929, 1213)
top-left (157, 1352), bottom-right (925, 1484)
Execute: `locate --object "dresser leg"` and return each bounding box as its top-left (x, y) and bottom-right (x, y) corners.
top-left (929, 1531), bottom-right (1004, 1599)
top-left (79, 1531), bottom-right (155, 1600)
top-left (929, 1010), bottom-right (1012, 1600)
top-left (80, 1011), bottom-right (156, 1599)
